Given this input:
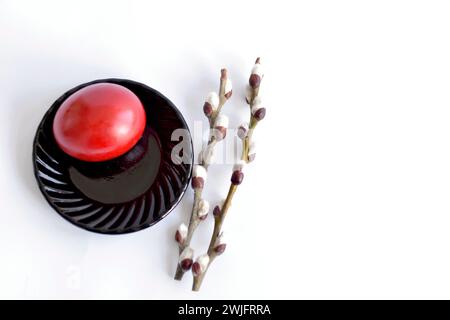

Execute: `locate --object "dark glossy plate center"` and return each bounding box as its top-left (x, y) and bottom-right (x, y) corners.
top-left (68, 128), bottom-right (162, 204)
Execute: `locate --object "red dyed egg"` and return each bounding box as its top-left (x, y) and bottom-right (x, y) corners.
top-left (53, 83), bottom-right (146, 162)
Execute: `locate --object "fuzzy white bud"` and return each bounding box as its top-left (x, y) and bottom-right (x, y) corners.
top-left (224, 79), bottom-right (232, 96)
top-left (215, 232), bottom-right (226, 246)
top-left (245, 85), bottom-right (253, 104)
top-left (192, 254), bottom-right (210, 276)
top-left (207, 152), bottom-right (215, 165)
top-left (249, 58), bottom-right (263, 89)
top-left (213, 200), bottom-right (225, 217)
top-left (175, 223), bottom-right (188, 244)
top-left (215, 114), bottom-right (229, 129)
top-left (193, 165), bottom-right (207, 180)
top-left (198, 199), bottom-right (210, 220)
top-left (179, 246), bottom-right (194, 271)
top-left (214, 232), bottom-right (227, 255)
top-left (178, 223), bottom-right (187, 237)
top-left (197, 254), bottom-right (210, 269)
top-left (252, 96), bottom-right (262, 108)
top-left (248, 140), bottom-right (257, 162)
top-left (251, 92), bottom-right (265, 120)
top-left (251, 103), bottom-right (265, 117)
top-left (201, 145), bottom-right (215, 166)
top-left (237, 122), bottom-right (249, 140)
top-left (179, 246), bottom-right (194, 262)
top-left (233, 160), bottom-right (246, 172)
top-left (206, 92), bottom-right (219, 109)
top-left (251, 63), bottom-right (264, 78)
top-left (213, 115), bottom-right (229, 140)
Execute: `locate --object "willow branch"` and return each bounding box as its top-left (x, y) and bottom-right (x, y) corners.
top-left (192, 58), bottom-right (265, 291)
top-left (174, 68), bottom-right (232, 280)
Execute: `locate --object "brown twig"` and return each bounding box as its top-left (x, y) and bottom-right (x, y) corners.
top-left (174, 68), bottom-right (232, 280)
top-left (192, 58), bottom-right (265, 291)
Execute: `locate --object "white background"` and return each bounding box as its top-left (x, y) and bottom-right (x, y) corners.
top-left (1, 0), bottom-right (450, 299)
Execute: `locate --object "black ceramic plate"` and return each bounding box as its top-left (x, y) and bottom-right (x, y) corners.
top-left (33, 79), bottom-right (193, 234)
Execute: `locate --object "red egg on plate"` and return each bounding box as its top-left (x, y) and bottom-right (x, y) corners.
top-left (53, 83), bottom-right (146, 162)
